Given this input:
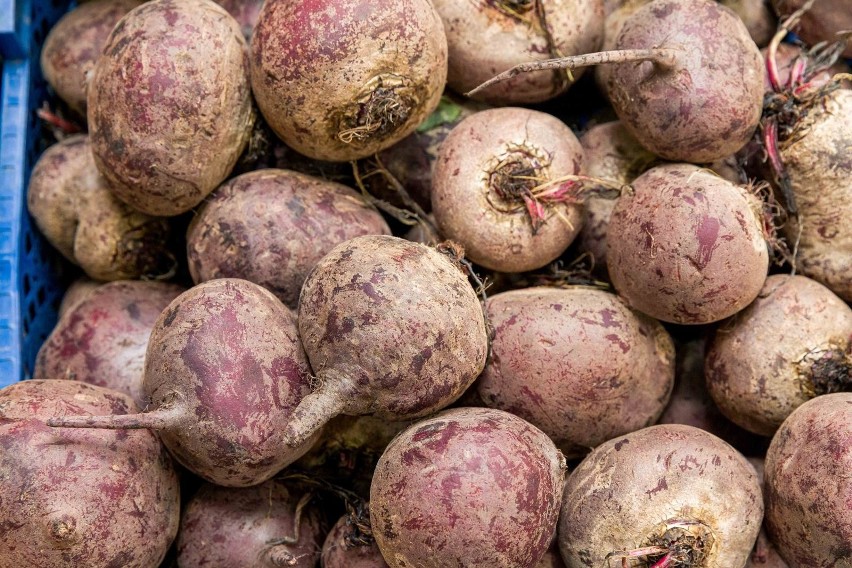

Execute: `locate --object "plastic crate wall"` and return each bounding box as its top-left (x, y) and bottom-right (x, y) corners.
top-left (1, 0), bottom-right (74, 387)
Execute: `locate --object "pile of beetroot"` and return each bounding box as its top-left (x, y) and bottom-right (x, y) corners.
top-left (3, 0), bottom-right (851, 565)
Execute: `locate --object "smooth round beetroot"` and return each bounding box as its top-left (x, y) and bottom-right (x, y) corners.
top-left (433, 0), bottom-right (604, 104)
top-left (40, 0), bottom-right (143, 116)
top-left (89, 0), bottom-right (254, 216)
top-left (48, 279), bottom-right (317, 487)
top-left (607, 163), bottom-right (769, 324)
top-left (479, 286), bottom-right (675, 457)
top-left (0, 380), bottom-right (179, 568)
top-left (292, 235), bottom-right (488, 448)
top-left (177, 481), bottom-right (324, 568)
top-left (187, 169), bottom-right (390, 309)
top-left (764, 393), bottom-right (852, 566)
top-left (432, 107), bottom-right (585, 273)
top-left (370, 407), bottom-right (567, 568)
top-left (34, 280), bottom-right (185, 407)
top-left (559, 424), bottom-right (763, 567)
top-left (606, 0), bottom-right (763, 162)
top-left (706, 275), bottom-right (852, 436)
top-left (322, 512), bottom-right (389, 568)
top-left (576, 121), bottom-right (657, 273)
top-left (250, 0), bottom-right (447, 162)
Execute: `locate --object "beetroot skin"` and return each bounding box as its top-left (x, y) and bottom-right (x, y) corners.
top-left (291, 235), bottom-right (488, 447)
top-left (0, 380), bottom-right (180, 568)
top-left (34, 280), bottom-right (184, 407)
top-left (370, 407), bottom-right (567, 567)
top-left (48, 279), bottom-right (317, 487)
top-left (479, 286), bottom-right (675, 457)
top-left (607, 163), bottom-right (769, 324)
top-left (187, 168), bottom-right (390, 309)
top-left (177, 481), bottom-right (324, 567)
top-left (764, 393), bottom-right (852, 566)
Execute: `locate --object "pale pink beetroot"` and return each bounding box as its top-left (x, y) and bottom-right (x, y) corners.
top-left (322, 512), bottom-right (390, 568)
top-left (291, 235), bottom-right (488, 448)
top-left (48, 279), bottom-right (317, 487)
top-left (370, 407), bottom-right (567, 567)
top-left (35, 280), bottom-right (184, 407)
top-left (177, 481), bottom-right (324, 567)
top-left (479, 286), bottom-right (675, 457)
top-left (606, 163), bottom-right (770, 324)
top-left (764, 393), bottom-right (852, 566)
top-left (0, 380), bottom-right (180, 568)
top-left (187, 169), bottom-right (390, 309)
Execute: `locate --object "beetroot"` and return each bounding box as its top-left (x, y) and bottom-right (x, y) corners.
top-left (432, 0), bottom-right (604, 104)
top-left (431, 107), bottom-right (586, 273)
top-left (478, 286), bottom-right (675, 457)
top-left (177, 481), bottom-right (324, 567)
top-left (35, 280), bottom-right (184, 407)
top-left (88, 0), bottom-right (254, 216)
top-left (706, 274), bottom-right (852, 436)
top-left (186, 168), bottom-right (390, 309)
top-left (746, 458), bottom-right (789, 568)
top-left (48, 279), bottom-right (317, 487)
top-left (606, 163), bottom-right (770, 324)
top-left (764, 393), bottom-right (852, 566)
top-left (470, 0), bottom-right (764, 163)
top-left (290, 235), bottom-right (488, 448)
top-left (370, 407), bottom-right (567, 567)
top-left (322, 512), bottom-right (389, 568)
top-left (58, 277), bottom-right (101, 317)
top-left (772, 0), bottom-right (852, 57)
top-left (559, 424), bottom-right (763, 567)
top-left (0, 380), bottom-right (179, 568)
top-left (250, 0), bottom-right (447, 161)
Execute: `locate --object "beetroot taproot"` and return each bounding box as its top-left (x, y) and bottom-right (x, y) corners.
top-left (764, 393), bottom-right (852, 566)
top-left (35, 280), bottom-right (184, 407)
top-left (431, 107), bottom-right (586, 273)
top-left (187, 169), bottom-right (390, 309)
top-left (250, 0), bottom-right (447, 161)
top-left (89, 0), bottom-right (254, 216)
top-left (559, 424), bottom-right (763, 567)
top-left (0, 380), bottom-right (180, 568)
top-left (479, 286), bottom-right (675, 457)
top-left (291, 235), bottom-right (488, 448)
top-left (47, 279), bottom-right (317, 487)
top-left (606, 163), bottom-right (770, 324)
top-left (370, 407), bottom-right (567, 567)
top-left (177, 480), bottom-right (324, 567)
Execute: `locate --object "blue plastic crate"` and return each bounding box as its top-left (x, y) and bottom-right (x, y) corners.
top-left (0, 0), bottom-right (73, 387)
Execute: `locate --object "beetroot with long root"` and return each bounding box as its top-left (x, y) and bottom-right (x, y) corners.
top-left (469, 0), bottom-right (764, 163)
top-left (322, 510), bottom-right (389, 568)
top-left (250, 0), bottom-right (447, 161)
top-left (34, 280), bottom-right (185, 407)
top-left (176, 480), bottom-right (325, 567)
top-left (479, 286), bottom-right (675, 457)
top-left (0, 380), bottom-right (180, 568)
top-left (186, 169), bottom-right (390, 309)
top-left (764, 393), bottom-right (852, 566)
top-left (432, 0), bottom-right (604, 104)
top-left (431, 107), bottom-right (588, 273)
top-left (706, 275), bottom-right (852, 436)
top-left (291, 235), bottom-right (488, 449)
top-left (47, 279), bottom-right (317, 487)
top-left (370, 407), bottom-right (567, 567)
top-left (606, 163), bottom-right (770, 324)
top-left (559, 424), bottom-right (763, 567)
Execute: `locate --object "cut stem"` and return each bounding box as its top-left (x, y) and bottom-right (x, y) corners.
top-left (466, 48), bottom-right (680, 97)
top-left (46, 405), bottom-right (183, 430)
